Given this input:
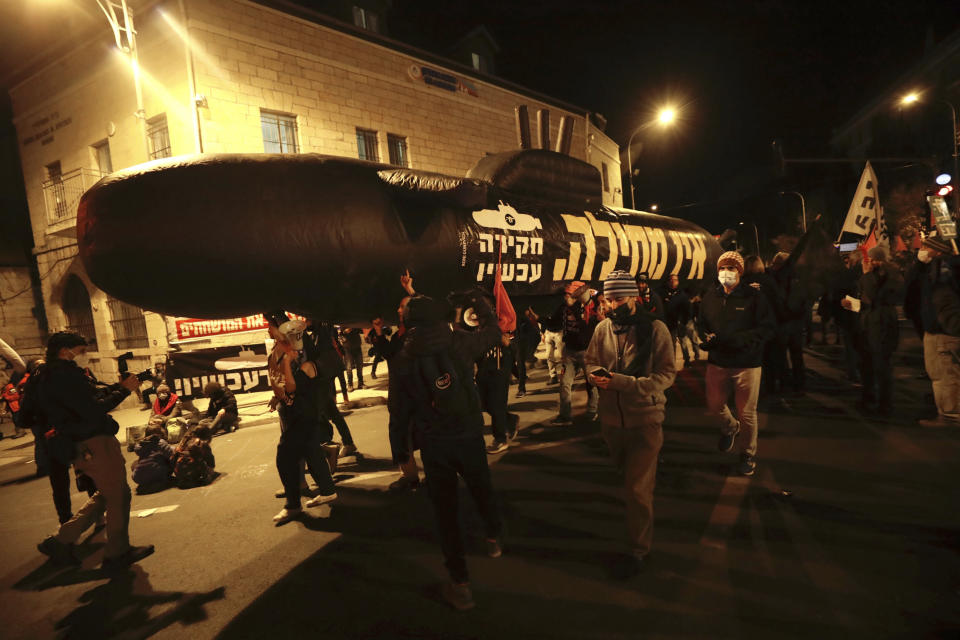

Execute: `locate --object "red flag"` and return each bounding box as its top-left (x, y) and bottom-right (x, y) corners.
top-left (494, 238), bottom-right (516, 332)
top-left (911, 233), bottom-right (923, 250)
top-left (894, 235), bottom-right (907, 253)
top-left (859, 228), bottom-right (877, 259)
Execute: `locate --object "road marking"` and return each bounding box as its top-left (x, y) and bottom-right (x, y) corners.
top-left (335, 471), bottom-right (398, 485)
top-left (133, 504), bottom-right (180, 518)
top-left (699, 474), bottom-right (751, 549)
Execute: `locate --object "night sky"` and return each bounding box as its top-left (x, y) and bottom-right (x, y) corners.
top-left (3, 0), bottom-right (960, 255)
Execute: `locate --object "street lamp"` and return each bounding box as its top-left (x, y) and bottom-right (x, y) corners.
top-left (96, 0), bottom-right (151, 161)
top-left (625, 106), bottom-right (678, 210)
top-left (738, 221), bottom-right (760, 255)
top-left (779, 190), bottom-right (807, 232)
top-left (900, 91), bottom-right (959, 215)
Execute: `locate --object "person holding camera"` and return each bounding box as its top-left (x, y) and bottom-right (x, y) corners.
top-left (35, 331), bottom-right (155, 570)
top-left (585, 271), bottom-right (677, 580)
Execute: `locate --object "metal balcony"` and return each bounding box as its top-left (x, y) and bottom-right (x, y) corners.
top-left (42, 168), bottom-right (104, 237)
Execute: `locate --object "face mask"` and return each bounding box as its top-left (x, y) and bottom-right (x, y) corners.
top-left (917, 250), bottom-right (932, 264)
top-left (718, 271), bottom-right (739, 287)
top-left (609, 305), bottom-right (633, 324)
top-left (70, 348), bottom-right (89, 368)
top-left (158, 394), bottom-right (170, 402)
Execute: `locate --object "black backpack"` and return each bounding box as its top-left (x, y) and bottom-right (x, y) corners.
top-left (413, 350), bottom-right (474, 427)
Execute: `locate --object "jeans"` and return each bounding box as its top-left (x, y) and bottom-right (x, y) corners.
top-left (277, 407), bottom-right (335, 509)
top-left (924, 333), bottom-right (960, 422)
top-left (543, 330), bottom-right (563, 377)
top-left (601, 419), bottom-right (663, 556)
top-left (345, 350), bottom-right (364, 388)
top-left (321, 382), bottom-right (353, 446)
top-left (421, 434), bottom-right (502, 583)
top-left (56, 435), bottom-right (132, 558)
top-left (559, 348), bottom-right (598, 419)
top-left (705, 365), bottom-right (761, 456)
top-left (477, 372), bottom-right (510, 442)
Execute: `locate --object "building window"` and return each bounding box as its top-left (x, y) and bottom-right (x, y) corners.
top-left (352, 6), bottom-right (379, 32)
top-left (471, 52), bottom-right (488, 72)
top-left (356, 128), bottom-right (379, 161)
top-left (387, 134), bottom-right (408, 167)
top-left (261, 111), bottom-right (299, 153)
top-left (45, 161), bottom-right (68, 220)
top-left (107, 297), bottom-right (149, 349)
top-left (601, 162), bottom-right (610, 193)
top-left (62, 275), bottom-right (97, 351)
top-left (92, 140), bottom-right (113, 174)
top-left (147, 115), bottom-right (171, 160)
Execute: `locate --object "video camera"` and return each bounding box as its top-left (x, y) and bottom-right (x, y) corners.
top-left (116, 351), bottom-right (154, 383)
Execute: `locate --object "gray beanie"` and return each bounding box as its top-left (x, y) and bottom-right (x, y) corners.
top-left (603, 270), bottom-right (640, 299)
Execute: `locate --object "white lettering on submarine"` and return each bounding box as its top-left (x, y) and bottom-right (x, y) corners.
top-left (471, 206), bottom-right (707, 284)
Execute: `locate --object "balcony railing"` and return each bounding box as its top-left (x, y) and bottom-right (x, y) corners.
top-left (42, 168), bottom-right (104, 235)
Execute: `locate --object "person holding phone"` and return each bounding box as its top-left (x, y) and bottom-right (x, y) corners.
top-left (585, 270), bottom-right (677, 580)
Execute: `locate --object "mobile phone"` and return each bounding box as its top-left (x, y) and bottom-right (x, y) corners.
top-left (591, 367), bottom-right (612, 378)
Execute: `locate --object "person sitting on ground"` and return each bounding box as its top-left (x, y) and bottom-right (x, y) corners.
top-left (151, 384), bottom-right (181, 421)
top-left (132, 425), bottom-right (175, 494)
top-left (173, 425), bottom-right (216, 488)
top-left (200, 381), bottom-right (239, 434)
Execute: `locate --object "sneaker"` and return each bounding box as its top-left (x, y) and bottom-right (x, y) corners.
top-left (102, 545), bottom-right (155, 571)
top-left (549, 375), bottom-right (559, 385)
top-left (718, 425), bottom-right (740, 452)
top-left (917, 417), bottom-right (958, 428)
top-left (550, 415), bottom-right (571, 425)
top-left (305, 492), bottom-right (338, 508)
top-left (37, 536), bottom-right (80, 566)
top-left (11, 427), bottom-right (26, 439)
top-left (340, 444), bottom-right (359, 457)
top-left (584, 411), bottom-right (599, 423)
top-left (486, 538), bottom-right (502, 558)
top-left (609, 553), bottom-right (644, 580)
top-left (516, 389), bottom-right (526, 398)
top-left (440, 582), bottom-right (475, 611)
top-left (388, 474), bottom-right (421, 492)
top-left (738, 453), bottom-right (757, 476)
top-left (272, 507), bottom-right (303, 525)
top-left (486, 440), bottom-right (508, 454)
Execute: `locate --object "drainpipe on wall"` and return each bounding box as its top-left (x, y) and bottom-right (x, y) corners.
top-left (179, 0), bottom-right (203, 153)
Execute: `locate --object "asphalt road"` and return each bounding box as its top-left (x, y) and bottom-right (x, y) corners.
top-left (0, 343), bottom-right (958, 639)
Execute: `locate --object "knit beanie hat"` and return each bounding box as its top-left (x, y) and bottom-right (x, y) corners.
top-left (564, 281), bottom-right (588, 297)
top-left (717, 251), bottom-right (744, 275)
top-left (922, 234), bottom-right (953, 254)
top-left (603, 270), bottom-right (640, 299)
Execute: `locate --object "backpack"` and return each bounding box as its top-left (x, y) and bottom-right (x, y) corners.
top-left (412, 350), bottom-right (475, 427)
top-left (173, 438), bottom-right (211, 488)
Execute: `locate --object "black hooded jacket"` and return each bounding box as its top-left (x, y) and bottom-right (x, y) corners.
top-left (391, 298), bottom-right (500, 440)
top-left (37, 359), bottom-right (131, 442)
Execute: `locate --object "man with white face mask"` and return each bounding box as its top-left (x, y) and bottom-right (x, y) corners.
top-left (910, 234), bottom-right (960, 428)
top-left (698, 251), bottom-right (776, 476)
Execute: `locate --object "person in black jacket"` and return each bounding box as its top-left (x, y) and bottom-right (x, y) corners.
top-left (662, 274), bottom-right (696, 365)
top-left (476, 330), bottom-right (517, 454)
top-left (742, 255), bottom-right (784, 397)
top-left (35, 331), bottom-right (155, 570)
top-left (201, 381), bottom-right (239, 434)
top-left (548, 281), bottom-right (600, 424)
top-left (698, 252), bottom-right (775, 476)
top-left (389, 282), bottom-right (502, 611)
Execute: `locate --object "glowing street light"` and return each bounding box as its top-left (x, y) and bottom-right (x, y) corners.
top-left (650, 203), bottom-right (659, 211)
top-left (625, 105), bottom-right (679, 210)
top-left (901, 90), bottom-right (959, 214)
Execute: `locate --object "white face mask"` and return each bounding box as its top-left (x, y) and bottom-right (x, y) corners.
top-left (70, 348), bottom-right (89, 368)
top-left (917, 249), bottom-right (933, 264)
top-left (718, 271), bottom-right (739, 288)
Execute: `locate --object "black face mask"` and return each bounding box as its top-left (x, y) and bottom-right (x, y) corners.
top-left (609, 305), bottom-right (633, 324)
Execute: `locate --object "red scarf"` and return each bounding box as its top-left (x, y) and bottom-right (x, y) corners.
top-left (153, 393), bottom-right (179, 416)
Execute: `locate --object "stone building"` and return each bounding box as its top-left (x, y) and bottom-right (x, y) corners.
top-left (7, 0), bottom-right (622, 392)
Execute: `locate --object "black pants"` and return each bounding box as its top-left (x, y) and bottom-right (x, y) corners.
top-left (346, 351), bottom-right (364, 388)
top-left (277, 407), bottom-right (335, 509)
top-left (860, 346), bottom-right (894, 411)
top-left (420, 434), bottom-right (502, 583)
top-left (772, 332), bottom-right (806, 392)
top-left (511, 341), bottom-right (527, 393)
top-left (371, 353), bottom-right (383, 378)
top-left (477, 372), bottom-right (510, 442)
top-left (322, 381), bottom-right (354, 446)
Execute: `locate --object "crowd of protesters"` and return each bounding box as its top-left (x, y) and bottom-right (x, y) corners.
top-left (1, 222), bottom-right (957, 610)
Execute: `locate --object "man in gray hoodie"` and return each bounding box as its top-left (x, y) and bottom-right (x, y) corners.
top-left (585, 270), bottom-right (677, 579)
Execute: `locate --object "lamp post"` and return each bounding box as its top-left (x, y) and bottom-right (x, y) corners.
top-left (739, 221), bottom-right (760, 255)
top-left (625, 107), bottom-right (677, 210)
top-left (97, 0), bottom-right (151, 161)
top-left (779, 190), bottom-right (807, 232)
top-left (901, 92), bottom-right (960, 215)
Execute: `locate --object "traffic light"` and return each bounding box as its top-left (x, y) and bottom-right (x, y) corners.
top-left (937, 184), bottom-right (954, 197)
